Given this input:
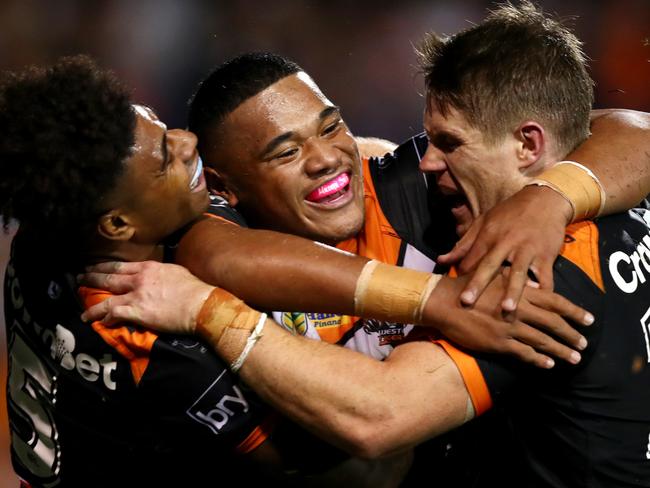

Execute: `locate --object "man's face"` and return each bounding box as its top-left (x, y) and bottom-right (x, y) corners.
top-left (111, 105), bottom-right (209, 243)
top-left (202, 72), bottom-right (364, 245)
top-left (419, 103), bottom-right (520, 236)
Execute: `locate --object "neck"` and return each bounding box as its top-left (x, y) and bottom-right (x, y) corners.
top-left (85, 239), bottom-right (165, 266)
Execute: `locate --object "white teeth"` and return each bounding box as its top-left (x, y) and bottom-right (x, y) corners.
top-left (189, 157), bottom-right (203, 190)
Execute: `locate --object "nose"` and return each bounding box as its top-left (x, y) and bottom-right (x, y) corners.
top-left (419, 142), bottom-right (447, 174)
top-left (303, 137), bottom-right (341, 177)
top-left (168, 129), bottom-right (198, 163)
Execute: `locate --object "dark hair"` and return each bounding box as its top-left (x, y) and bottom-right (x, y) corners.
top-left (418, 1), bottom-right (593, 155)
top-left (188, 52), bottom-right (301, 153)
top-left (0, 55), bottom-right (135, 237)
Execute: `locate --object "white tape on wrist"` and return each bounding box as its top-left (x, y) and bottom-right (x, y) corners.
top-left (230, 313), bottom-right (267, 373)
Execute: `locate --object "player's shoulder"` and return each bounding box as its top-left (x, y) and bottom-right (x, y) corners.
top-left (205, 194), bottom-right (248, 227)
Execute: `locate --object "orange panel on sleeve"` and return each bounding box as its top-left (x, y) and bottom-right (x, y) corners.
top-left (560, 221), bottom-right (604, 292)
top-left (78, 286), bottom-right (158, 385)
top-left (235, 412), bottom-right (278, 454)
top-left (433, 339), bottom-right (493, 416)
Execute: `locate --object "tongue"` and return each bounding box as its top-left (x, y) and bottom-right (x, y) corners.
top-left (306, 173), bottom-right (350, 202)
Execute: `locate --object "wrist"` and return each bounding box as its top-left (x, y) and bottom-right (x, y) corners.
top-left (523, 184), bottom-right (574, 226)
top-left (421, 275), bottom-right (462, 328)
top-left (354, 260), bottom-right (441, 324)
top-left (190, 285), bottom-right (217, 335)
top-left (527, 161), bottom-right (606, 223)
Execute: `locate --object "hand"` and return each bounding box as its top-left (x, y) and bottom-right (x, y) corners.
top-left (437, 185), bottom-right (573, 313)
top-left (422, 273), bottom-right (593, 369)
top-left (78, 261), bottom-right (214, 335)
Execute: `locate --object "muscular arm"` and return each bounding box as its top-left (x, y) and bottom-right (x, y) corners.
top-left (578, 109), bottom-right (650, 211)
top-left (176, 218), bottom-right (365, 314)
top-left (176, 221), bottom-right (589, 367)
top-left (228, 324), bottom-right (471, 458)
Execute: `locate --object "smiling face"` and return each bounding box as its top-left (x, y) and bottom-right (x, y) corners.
top-left (106, 105), bottom-right (209, 244)
top-left (201, 72), bottom-right (365, 245)
top-left (419, 102), bottom-right (524, 237)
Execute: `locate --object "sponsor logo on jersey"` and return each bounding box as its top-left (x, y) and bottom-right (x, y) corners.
top-left (7, 265), bottom-right (118, 390)
top-left (281, 312), bottom-right (353, 335)
top-left (608, 231), bottom-right (650, 294)
top-left (187, 371), bottom-right (249, 435)
top-left (48, 325), bottom-right (118, 390)
top-left (363, 319), bottom-right (407, 346)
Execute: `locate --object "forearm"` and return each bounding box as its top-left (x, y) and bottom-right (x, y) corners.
top-left (176, 217), bottom-right (366, 313)
top-left (570, 109), bottom-right (650, 213)
top-left (208, 319), bottom-right (466, 458)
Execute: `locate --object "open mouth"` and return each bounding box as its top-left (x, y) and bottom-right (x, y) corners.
top-left (306, 172), bottom-right (351, 204)
top-left (442, 193), bottom-right (468, 210)
top-left (189, 156), bottom-right (203, 190)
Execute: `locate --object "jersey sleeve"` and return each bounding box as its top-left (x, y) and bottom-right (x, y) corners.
top-left (204, 194), bottom-right (249, 227)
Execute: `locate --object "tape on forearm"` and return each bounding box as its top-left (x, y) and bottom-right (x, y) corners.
top-left (195, 287), bottom-right (263, 367)
top-left (354, 260), bottom-right (441, 324)
top-left (529, 161), bottom-right (606, 222)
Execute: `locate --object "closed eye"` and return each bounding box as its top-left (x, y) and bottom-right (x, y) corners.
top-left (276, 147), bottom-right (299, 159)
top-left (322, 119), bottom-right (342, 136)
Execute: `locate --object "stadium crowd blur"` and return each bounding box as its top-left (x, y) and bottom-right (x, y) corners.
top-left (1, 0), bottom-right (648, 484)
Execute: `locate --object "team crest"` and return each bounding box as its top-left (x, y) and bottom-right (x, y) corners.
top-left (363, 319), bottom-right (407, 346)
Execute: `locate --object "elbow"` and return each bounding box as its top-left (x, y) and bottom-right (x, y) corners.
top-left (336, 413), bottom-right (408, 459)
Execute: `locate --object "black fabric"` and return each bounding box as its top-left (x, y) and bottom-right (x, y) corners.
top-left (476, 209), bottom-right (650, 487)
top-left (4, 229), bottom-right (270, 487)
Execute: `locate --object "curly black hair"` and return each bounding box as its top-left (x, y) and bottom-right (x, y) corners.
top-left (0, 55), bottom-right (136, 238)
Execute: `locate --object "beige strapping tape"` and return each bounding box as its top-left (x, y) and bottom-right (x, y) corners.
top-left (530, 161), bottom-right (606, 222)
top-left (354, 260), bottom-right (440, 323)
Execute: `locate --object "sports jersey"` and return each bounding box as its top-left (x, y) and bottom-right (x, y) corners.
top-left (276, 137), bottom-right (442, 359)
top-left (4, 230), bottom-right (273, 487)
top-left (438, 209), bottom-right (650, 487)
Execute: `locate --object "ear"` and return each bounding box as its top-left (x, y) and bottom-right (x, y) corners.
top-left (204, 166), bottom-right (239, 207)
top-left (514, 121), bottom-right (545, 171)
top-left (96, 211), bottom-right (136, 241)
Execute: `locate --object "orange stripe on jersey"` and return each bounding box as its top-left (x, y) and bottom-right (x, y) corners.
top-left (78, 286), bottom-right (158, 385)
top-left (433, 340), bottom-right (493, 416)
top-left (336, 158), bottom-right (402, 265)
top-left (235, 412), bottom-right (278, 454)
top-left (203, 212), bottom-right (239, 226)
top-left (560, 221), bottom-right (604, 292)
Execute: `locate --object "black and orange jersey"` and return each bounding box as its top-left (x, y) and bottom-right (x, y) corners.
top-left (437, 209), bottom-right (650, 487)
top-left (273, 146), bottom-right (439, 359)
top-left (4, 230), bottom-right (273, 487)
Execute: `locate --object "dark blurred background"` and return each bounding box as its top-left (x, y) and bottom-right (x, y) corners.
top-left (1, 0), bottom-right (648, 485)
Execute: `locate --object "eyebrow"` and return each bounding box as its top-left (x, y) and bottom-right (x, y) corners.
top-left (260, 105), bottom-right (342, 159)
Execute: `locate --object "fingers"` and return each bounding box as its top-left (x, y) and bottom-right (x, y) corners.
top-left (501, 248), bottom-right (536, 313)
top-left (531, 255), bottom-right (555, 290)
top-left (526, 288), bottom-right (594, 327)
top-left (499, 340), bottom-right (555, 369)
top-left (506, 320), bottom-right (581, 367)
top-left (437, 219), bottom-right (481, 265)
top-left (84, 261), bottom-right (151, 275)
top-left (516, 300), bottom-right (587, 352)
top-left (78, 272), bottom-right (135, 294)
top-left (458, 243), bottom-right (509, 306)
top-left (81, 296), bottom-right (140, 325)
